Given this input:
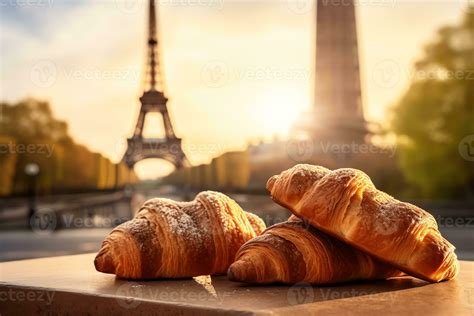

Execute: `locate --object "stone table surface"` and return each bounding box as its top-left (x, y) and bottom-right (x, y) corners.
top-left (0, 254), bottom-right (472, 315)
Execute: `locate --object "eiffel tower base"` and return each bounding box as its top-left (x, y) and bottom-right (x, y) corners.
top-left (123, 137), bottom-right (188, 169)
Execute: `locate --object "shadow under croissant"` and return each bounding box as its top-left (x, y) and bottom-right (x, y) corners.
top-left (225, 276), bottom-right (433, 307)
top-left (95, 275), bottom-right (431, 310)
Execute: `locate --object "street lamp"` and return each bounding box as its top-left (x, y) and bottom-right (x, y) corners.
top-left (24, 163), bottom-right (40, 228)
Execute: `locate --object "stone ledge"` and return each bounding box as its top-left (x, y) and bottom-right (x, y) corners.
top-left (0, 254), bottom-right (472, 315)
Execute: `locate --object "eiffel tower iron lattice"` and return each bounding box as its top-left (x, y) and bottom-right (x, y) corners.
top-left (123, 0), bottom-right (188, 169)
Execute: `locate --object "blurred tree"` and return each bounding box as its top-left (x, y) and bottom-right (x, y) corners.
top-left (391, 11), bottom-right (474, 199)
top-left (0, 135), bottom-right (17, 195)
top-left (0, 99), bottom-right (135, 196)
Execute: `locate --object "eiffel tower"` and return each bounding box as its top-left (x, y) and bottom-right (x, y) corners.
top-left (123, 0), bottom-right (188, 169)
top-left (294, 0), bottom-right (371, 143)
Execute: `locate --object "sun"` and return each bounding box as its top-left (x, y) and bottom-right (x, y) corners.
top-left (253, 88), bottom-right (306, 139)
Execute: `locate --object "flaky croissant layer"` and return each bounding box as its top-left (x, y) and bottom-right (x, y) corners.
top-left (228, 216), bottom-right (403, 285)
top-left (95, 191), bottom-right (266, 279)
top-left (266, 164), bottom-right (459, 283)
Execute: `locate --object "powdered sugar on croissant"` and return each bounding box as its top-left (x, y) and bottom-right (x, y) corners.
top-left (94, 191), bottom-right (266, 279)
top-left (267, 164), bottom-right (458, 282)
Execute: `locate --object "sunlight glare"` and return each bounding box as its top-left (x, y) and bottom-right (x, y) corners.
top-left (254, 89), bottom-right (303, 139)
top-left (134, 159), bottom-right (175, 180)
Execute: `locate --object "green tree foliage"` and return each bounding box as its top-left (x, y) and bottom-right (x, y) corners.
top-left (391, 11), bottom-right (474, 199)
top-left (0, 99), bottom-right (136, 196)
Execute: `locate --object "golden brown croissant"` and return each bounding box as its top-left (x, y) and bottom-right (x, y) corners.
top-left (94, 191), bottom-right (266, 279)
top-left (228, 215), bottom-right (403, 284)
top-left (266, 164), bottom-right (459, 282)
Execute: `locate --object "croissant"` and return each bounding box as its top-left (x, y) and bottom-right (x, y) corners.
top-left (266, 164), bottom-right (459, 282)
top-left (228, 215), bottom-right (403, 284)
top-left (94, 191), bottom-right (266, 279)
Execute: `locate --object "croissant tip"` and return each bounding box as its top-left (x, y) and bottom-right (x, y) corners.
top-left (94, 246), bottom-right (115, 274)
top-left (266, 175), bottom-right (278, 192)
top-left (227, 260), bottom-right (259, 283)
top-left (227, 266), bottom-right (237, 282)
top-left (227, 261), bottom-right (249, 283)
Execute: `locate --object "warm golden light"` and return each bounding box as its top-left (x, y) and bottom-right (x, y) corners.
top-left (134, 159), bottom-right (175, 180)
top-left (253, 88), bottom-right (302, 139)
top-left (0, 2), bottom-right (464, 178)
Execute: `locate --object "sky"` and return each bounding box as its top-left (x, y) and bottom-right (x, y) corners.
top-left (0, 0), bottom-right (467, 179)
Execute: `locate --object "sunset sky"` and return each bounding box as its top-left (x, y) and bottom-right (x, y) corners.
top-left (0, 0), bottom-right (467, 178)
